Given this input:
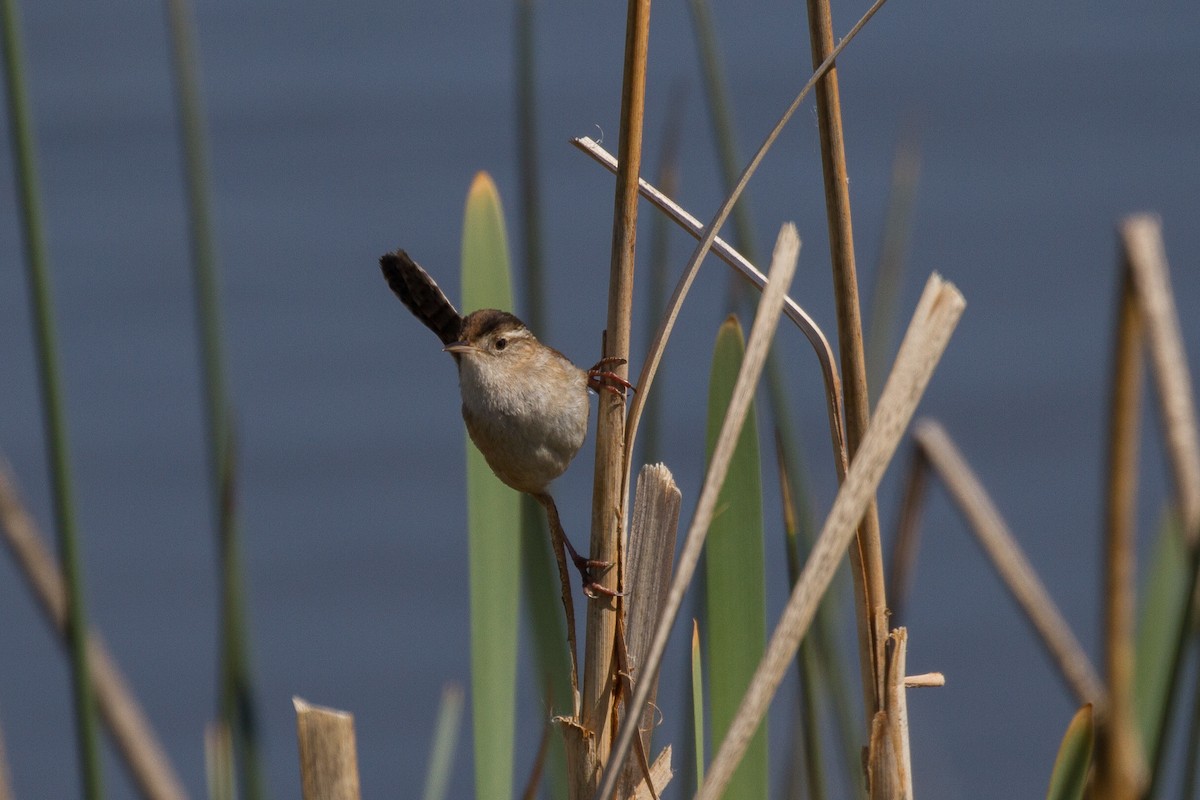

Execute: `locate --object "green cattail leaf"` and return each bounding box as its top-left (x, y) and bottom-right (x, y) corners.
top-left (462, 172), bottom-right (519, 800)
top-left (1045, 704), bottom-right (1094, 800)
top-left (704, 315), bottom-right (768, 800)
top-left (1134, 511), bottom-right (1188, 762)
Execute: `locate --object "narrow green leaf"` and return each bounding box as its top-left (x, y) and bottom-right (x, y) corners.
top-left (3, 3), bottom-right (103, 795)
top-left (462, 172), bottom-right (520, 800)
top-left (1134, 511), bottom-right (1188, 762)
top-left (1045, 704), bottom-right (1094, 800)
top-left (704, 315), bottom-right (768, 800)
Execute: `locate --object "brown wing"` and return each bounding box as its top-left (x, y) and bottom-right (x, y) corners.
top-left (379, 249), bottom-right (463, 346)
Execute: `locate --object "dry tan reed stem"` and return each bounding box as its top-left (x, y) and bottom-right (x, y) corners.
top-left (627, 745), bottom-right (673, 800)
top-left (1120, 215), bottom-right (1200, 544)
top-left (0, 462), bottom-right (188, 800)
top-left (571, 135), bottom-right (848, 472)
top-left (592, 225), bottom-right (801, 800)
top-left (697, 274), bottom-right (964, 800)
top-left (583, 0), bottom-right (652, 789)
top-left (903, 673), bottom-right (944, 688)
top-left (912, 420), bottom-right (1107, 710)
top-left (885, 629), bottom-right (913, 800)
top-left (1098, 264), bottom-right (1147, 799)
top-left (619, 465), bottom-right (681, 796)
top-left (293, 698), bottom-right (360, 800)
top-left (805, 0), bottom-right (889, 718)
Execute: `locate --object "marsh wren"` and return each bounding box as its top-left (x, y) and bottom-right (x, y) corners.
top-left (379, 249), bottom-right (630, 598)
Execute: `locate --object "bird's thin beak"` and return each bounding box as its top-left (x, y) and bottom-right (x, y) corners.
top-left (443, 341), bottom-right (479, 355)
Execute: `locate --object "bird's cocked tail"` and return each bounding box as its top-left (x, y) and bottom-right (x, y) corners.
top-left (380, 249), bottom-right (464, 346)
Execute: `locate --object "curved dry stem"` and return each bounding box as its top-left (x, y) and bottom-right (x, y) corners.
top-left (572, 136), bottom-right (847, 474)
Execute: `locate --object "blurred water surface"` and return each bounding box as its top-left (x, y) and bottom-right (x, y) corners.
top-left (2, 1), bottom-right (1199, 797)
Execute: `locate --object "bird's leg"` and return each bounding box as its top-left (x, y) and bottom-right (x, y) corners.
top-left (587, 357), bottom-right (635, 399)
top-left (532, 492), bottom-right (581, 700)
top-left (534, 492), bottom-right (620, 601)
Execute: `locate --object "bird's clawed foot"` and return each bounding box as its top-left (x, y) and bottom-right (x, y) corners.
top-left (587, 357), bottom-right (635, 399)
top-left (560, 532), bottom-right (622, 599)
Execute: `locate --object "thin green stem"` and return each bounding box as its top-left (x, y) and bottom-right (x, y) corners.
top-left (163, 2), bottom-right (263, 797)
top-left (2, 2), bottom-right (103, 797)
top-left (515, 0), bottom-right (545, 333)
top-left (686, 0), bottom-right (760, 268)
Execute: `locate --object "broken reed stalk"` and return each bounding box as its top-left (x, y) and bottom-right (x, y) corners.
top-left (911, 420), bottom-right (1107, 709)
top-left (1098, 263), bottom-right (1147, 797)
top-left (0, 463), bottom-right (189, 800)
top-left (593, 225), bottom-right (802, 800)
top-left (884, 628), bottom-right (913, 800)
top-left (804, 0), bottom-right (889, 719)
top-left (628, 746), bottom-right (673, 800)
top-left (697, 273), bottom-right (964, 800)
top-left (1119, 215), bottom-right (1200, 542)
top-left (293, 698), bottom-right (360, 800)
top-left (618, 465), bottom-right (682, 797)
top-left (580, 0), bottom-right (651, 791)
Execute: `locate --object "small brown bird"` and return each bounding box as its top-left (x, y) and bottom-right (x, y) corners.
top-left (379, 249), bottom-right (629, 598)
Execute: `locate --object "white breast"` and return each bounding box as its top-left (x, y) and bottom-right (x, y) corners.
top-left (457, 348), bottom-right (589, 494)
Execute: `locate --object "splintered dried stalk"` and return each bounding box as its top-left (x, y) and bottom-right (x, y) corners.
top-left (294, 698), bottom-right (360, 800)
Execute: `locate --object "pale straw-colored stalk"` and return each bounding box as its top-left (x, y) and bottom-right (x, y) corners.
top-left (293, 698), bottom-right (361, 800)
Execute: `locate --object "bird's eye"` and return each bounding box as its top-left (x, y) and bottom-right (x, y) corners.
top-left (495, 337), bottom-right (507, 351)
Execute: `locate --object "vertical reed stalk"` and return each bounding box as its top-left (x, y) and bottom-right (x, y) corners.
top-left (163, 2), bottom-right (263, 796)
top-left (686, 0), bottom-right (759, 267)
top-left (580, 0), bottom-right (650, 791)
top-left (515, 0), bottom-right (545, 330)
top-left (1, 3), bottom-right (104, 796)
top-left (804, 0), bottom-right (889, 722)
top-left (1097, 268), bottom-right (1147, 798)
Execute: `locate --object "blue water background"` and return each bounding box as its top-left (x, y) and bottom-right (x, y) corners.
top-left (2, 1), bottom-right (1199, 797)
